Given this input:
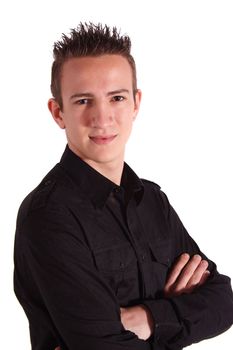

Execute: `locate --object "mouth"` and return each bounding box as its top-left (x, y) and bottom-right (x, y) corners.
top-left (89, 135), bottom-right (117, 145)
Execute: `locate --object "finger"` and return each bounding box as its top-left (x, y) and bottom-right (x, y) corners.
top-left (172, 254), bottom-right (202, 293)
top-left (186, 259), bottom-right (209, 289)
top-left (198, 269), bottom-right (210, 286)
top-left (164, 253), bottom-right (190, 292)
top-left (184, 269), bottom-right (210, 294)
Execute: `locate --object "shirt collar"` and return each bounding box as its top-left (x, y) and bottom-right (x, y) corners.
top-left (60, 145), bottom-right (144, 208)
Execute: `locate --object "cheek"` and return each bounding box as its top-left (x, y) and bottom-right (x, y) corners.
top-left (118, 118), bottom-right (134, 140)
top-left (119, 110), bottom-right (135, 126)
top-left (63, 111), bottom-right (86, 130)
top-left (116, 106), bottom-right (135, 125)
top-left (64, 120), bottom-right (83, 140)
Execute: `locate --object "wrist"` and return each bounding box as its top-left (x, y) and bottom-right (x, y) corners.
top-left (120, 304), bottom-right (154, 340)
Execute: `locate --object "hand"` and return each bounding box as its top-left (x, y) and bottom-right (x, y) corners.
top-left (164, 253), bottom-right (210, 297)
top-left (55, 253), bottom-right (209, 346)
top-left (120, 304), bottom-right (154, 340)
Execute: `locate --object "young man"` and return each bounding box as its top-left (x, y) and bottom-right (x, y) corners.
top-left (14, 23), bottom-right (233, 350)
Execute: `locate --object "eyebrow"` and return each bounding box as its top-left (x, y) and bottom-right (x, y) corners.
top-left (107, 89), bottom-right (130, 96)
top-left (70, 89), bottom-right (130, 100)
top-left (70, 93), bottom-right (93, 100)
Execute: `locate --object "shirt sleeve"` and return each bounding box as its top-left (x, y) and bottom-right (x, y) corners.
top-left (16, 204), bottom-right (150, 350)
top-left (143, 190), bottom-right (233, 349)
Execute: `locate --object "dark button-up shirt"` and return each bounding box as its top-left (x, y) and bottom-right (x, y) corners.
top-left (14, 146), bottom-right (233, 350)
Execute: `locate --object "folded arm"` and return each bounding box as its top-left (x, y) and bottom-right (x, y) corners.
top-left (140, 191), bottom-right (233, 348)
top-left (54, 252), bottom-right (211, 350)
top-left (120, 252), bottom-right (210, 340)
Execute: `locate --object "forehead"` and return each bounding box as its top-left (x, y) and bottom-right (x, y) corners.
top-left (60, 54), bottom-right (133, 92)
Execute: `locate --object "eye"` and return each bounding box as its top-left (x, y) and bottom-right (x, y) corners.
top-left (112, 95), bottom-right (125, 102)
top-left (74, 98), bottom-right (90, 105)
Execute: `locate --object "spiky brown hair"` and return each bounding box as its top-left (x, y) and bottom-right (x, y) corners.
top-left (50, 22), bottom-right (137, 110)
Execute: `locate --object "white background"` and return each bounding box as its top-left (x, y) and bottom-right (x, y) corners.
top-left (0, 0), bottom-right (232, 349)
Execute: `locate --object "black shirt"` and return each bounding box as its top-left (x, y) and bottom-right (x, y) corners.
top-left (14, 146), bottom-right (233, 350)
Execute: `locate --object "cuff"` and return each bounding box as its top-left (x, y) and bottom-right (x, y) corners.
top-left (143, 299), bottom-right (182, 342)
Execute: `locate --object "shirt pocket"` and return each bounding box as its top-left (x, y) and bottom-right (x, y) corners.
top-left (148, 240), bottom-right (171, 295)
top-left (93, 242), bottom-right (139, 303)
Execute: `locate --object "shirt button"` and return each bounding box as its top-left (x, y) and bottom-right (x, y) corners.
top-left (120, 262), bottom-right (125, 269)
top-left (141, 254), bottom-right (146, 262)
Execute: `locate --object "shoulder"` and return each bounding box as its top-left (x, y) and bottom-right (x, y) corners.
top-left (15, 163), bottom-right (88, 248)
top-left (15, 162), bottom-right (91, 249)
top-left (141, 178), bottom-right (165, 200)
top-left (141, 178), bottom-right (161, 190)
top-left (16, 164), bottom-right (74, 224)
top-left (140, 178), bottom-right (171, 211)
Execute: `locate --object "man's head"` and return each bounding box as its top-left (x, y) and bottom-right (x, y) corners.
top-left (48, 23), bottom-right (141, 174)
top-left (51, 22), bottom-right (137, 110)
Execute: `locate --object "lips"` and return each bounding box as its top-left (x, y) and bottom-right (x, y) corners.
top-left (89, 135), bottom-right (117, 145)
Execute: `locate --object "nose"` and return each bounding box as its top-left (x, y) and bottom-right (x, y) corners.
top-left (91, 101), bottom-right (113, 128)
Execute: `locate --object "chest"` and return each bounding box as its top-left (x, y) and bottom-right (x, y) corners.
top-left (69, 193), bottom-right (172, 304)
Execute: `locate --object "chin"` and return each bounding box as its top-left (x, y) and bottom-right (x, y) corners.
top-left (90, 152), bottom-right (120, 164)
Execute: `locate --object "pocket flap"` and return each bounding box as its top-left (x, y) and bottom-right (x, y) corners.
top-left (94, 242), bottom-right (137, 272)
top-left (149, 240), bottom-right (171, 267)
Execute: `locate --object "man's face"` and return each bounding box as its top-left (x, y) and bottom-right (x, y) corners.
top-left (49, 54), bottom-right (141, 168)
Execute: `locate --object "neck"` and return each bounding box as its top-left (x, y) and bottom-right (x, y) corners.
top-left (85, 158), bottom-right (124, 185)
top-left (68, 143), bottom-right (125, 185)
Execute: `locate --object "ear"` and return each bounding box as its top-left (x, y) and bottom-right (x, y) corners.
top-left (48, 98), bottom-right (65, 129)
top-left (133, 89), bottom-right (142, 120)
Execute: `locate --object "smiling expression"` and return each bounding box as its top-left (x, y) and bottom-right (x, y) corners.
top-left (49, 54), bottom-right (141, 171)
